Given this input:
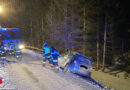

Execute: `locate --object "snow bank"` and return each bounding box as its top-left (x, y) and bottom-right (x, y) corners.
top-left (0, 63), bottom-right (14, 89)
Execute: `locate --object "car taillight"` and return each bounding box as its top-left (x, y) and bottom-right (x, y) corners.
top-left (74, 60), bottom-right (77, 66)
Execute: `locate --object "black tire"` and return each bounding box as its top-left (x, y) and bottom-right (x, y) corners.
top-left (79, 66), bottom-right (91, 77)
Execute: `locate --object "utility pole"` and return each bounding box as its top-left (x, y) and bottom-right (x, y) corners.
top-left (51, 0), bottom-right (54, 46)
top-left (66, 1), bottom-right (68, 51)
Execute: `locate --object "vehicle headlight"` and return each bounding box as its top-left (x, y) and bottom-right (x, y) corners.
top-left (19, 45), bottom-right (24, 49)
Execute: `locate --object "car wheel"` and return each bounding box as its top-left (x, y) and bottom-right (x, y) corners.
top-left (63, 64), bottom-right (70, 72)
top-left (79, 66), bottom-right (91, 77)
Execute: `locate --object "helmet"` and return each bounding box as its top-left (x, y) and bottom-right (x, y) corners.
top-left (44, 42), bottom-right (48, 46)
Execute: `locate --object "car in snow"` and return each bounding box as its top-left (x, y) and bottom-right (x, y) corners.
top-left (58, 52), bottom-right (93, 77)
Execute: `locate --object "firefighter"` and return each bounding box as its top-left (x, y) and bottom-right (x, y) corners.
top-left (0, 42), bottom-right (6, 59)
top-left (15, 42), bottom-right (20, 50)
top-left (51, 46), bottom-right (59, 69)
top-left (0, 42), bottom-right (4, 50)
top-left (9, 42), bottom-right (15, 56)
top-left (42, 42), bottom-right (51, 66)
top-left (14, 42), bottom-right (22, 58)
top-left (14, 42), bottom-right (21, 52)
top-left (9, 42), bottom-right (15, 51)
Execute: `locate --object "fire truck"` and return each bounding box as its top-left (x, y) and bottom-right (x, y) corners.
top-left (0, 28), bottom-right (24, 57)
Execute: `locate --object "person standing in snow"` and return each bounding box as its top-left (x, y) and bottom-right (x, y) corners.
top-left (15, 41), bottom-right (20, 50)
top-left (42, 42), bottom-right (51, 66)
top-left (8, 42), bottom-right (15, 56)
top-left (9, 42), bottom-right (15, 51)
top-left (14, 42), bottom-right (22, 58)
top-left (14, 42), bottom-right (22, 53)
top-left (0, 42), bottom-right (6, 59)
top-left (51, 46), bottom-right (59, 69)
top-left (0, 42), bottom-right (4, 51)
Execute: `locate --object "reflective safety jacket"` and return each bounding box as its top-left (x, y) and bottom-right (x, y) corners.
top-left (43, 46), bottom-right (51, 55)
top-left (51, 47), bottom-right (59, 60)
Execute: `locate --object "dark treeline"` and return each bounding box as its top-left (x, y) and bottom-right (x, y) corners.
top-left (0, 0), bottom-right (129, 71)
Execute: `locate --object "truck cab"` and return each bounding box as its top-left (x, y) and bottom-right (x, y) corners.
top-left (0, 28), bottom-right (23, 52)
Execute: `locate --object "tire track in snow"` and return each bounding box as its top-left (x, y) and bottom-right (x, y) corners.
top-left (21, 66), bottom-right (39, 83)
top-left (10, 63), bottom-right (46, 90)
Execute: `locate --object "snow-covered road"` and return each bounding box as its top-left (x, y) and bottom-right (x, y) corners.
top-left (0, 49), bottom-right (103, 90)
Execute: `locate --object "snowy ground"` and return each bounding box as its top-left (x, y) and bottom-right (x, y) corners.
top-left (0, 49), bottom-right (105, 90)
top-left (92, 69), bottom-right (130, 90)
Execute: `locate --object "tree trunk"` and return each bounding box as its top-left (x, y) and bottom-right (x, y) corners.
top-left (96, 23), bottom-right (100, 70)
top-left (37, 20), bottom-right (40, 47)
top-left (83, 8), bottom-right (86, 55)
top-left (66, 2), bottom-right (69, 51)
top-left (102, 18), bottom-right (107, 71)
top-left (41, 18), bottom-right (44, 44)
top-left (30, 21), bottom-right (33, 46)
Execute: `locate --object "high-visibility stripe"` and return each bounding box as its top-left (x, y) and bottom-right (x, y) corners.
top-left (53, 60), bottom-right (58, 62)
